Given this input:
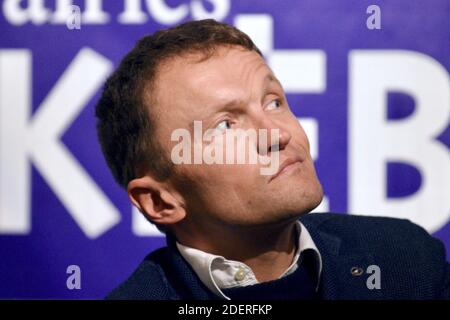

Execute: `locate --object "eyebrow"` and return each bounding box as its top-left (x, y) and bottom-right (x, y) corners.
top-left (190, 73), bottom-right (282, 129)
top-left (265, 73), bottom-right (282, 87)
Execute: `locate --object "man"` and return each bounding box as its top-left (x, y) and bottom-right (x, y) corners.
top-left (96, 19), bottom-right (449, 300)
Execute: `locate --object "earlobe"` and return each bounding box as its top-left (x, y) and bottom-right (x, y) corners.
top-left (127, 176), bottom-right (186, 226)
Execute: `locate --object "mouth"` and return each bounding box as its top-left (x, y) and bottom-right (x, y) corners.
top-left (269, 155), bottom-right (304, 182)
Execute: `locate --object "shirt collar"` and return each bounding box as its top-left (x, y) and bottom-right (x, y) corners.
top-left (176, 221), bottom-right (323, 300)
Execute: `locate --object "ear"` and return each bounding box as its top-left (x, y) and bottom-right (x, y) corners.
top-left (127, 175), bottom-right (186, 226)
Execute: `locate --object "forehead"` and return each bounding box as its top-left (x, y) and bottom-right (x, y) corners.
top-left (150, 46), bottom-right (271, 125)
top-left (158, 45), bottom-right (267, 91)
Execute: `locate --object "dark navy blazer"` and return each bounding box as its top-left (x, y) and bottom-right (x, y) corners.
top-left (107, 213), bottom-right (450, 300)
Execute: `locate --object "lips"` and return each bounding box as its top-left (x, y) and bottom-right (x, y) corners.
top-left (269, 155), bottom-right (304, 182)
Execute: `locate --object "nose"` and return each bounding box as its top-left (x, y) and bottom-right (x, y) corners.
top-left (255, 115), bottom-right (292, 156)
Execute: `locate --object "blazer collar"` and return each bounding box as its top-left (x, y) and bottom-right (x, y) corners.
top-left (300, 214), bottom-right (384, 300)
top-left (165, 233), bottom-right (220, 299)
top-left (165, 214), bottom-right (384, 300)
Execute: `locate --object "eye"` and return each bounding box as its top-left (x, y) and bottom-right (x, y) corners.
top-left (215, 119), bottom-right (232, 130)
top-left (266, 99), bottom-right (282, 110)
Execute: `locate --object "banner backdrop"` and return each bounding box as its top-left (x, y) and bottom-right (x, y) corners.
top-left (0, 0), bottom-right (449, 298)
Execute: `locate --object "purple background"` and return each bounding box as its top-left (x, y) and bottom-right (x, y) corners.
top-left (0, 0), bottom-right (449, 298)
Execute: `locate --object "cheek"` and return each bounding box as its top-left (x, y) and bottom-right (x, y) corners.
top-left (177, 162), bottom-right (256, 191)
top-left (202, 163), bottom-right (260, 186)
top-left (175, 164), bottom-right (260, 213)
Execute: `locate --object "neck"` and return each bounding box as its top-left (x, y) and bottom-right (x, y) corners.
top-left (175, 219), bottom-right (298, 282)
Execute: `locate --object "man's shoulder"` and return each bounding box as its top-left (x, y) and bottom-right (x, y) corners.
top-left (301, 212), bottom-right (447, 272)
top-left (302, 213), bottom-right (449, 299)
top-left (300, 211), bottom-right (422, 228)
top-left (300, 212), bottom-right (443, 251)
top-left (106, 247), bottom-right (174, 300)
top-left (106, 212), bottom-right (448, 300)
top-left (301, 211), bottom-right (419, 228)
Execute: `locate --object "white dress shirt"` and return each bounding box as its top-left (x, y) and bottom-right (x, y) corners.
top-left (176, 221), bottom-right (322, 300)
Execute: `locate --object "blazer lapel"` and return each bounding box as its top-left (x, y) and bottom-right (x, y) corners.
top-left (164, 235), bottom-right (220, 300)
top-left (303, 218), bottom-right (384, 300)
top-left (165, 215), bottom-right (385, 300)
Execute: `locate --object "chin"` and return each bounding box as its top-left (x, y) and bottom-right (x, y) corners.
top-left (288, 180), bottom-right (324, 215)
top-left (307, 182), bottom-right (324, 212)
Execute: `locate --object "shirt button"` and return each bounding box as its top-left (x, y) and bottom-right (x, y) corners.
top-left (234, 267), bottom-right (246, 281)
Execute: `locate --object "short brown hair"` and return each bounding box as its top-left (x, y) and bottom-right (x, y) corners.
top-left (95, 19), bottom-right (262, 188)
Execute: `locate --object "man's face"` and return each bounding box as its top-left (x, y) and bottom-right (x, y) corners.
top-left (149, 45), bottom-right (323, 231)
